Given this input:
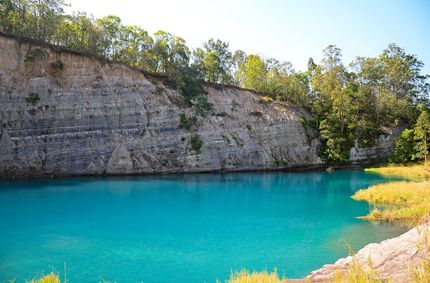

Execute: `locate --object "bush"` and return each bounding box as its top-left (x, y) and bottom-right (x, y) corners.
top-left (179, 113), bottom-right (191, 130)
top-left (249, 111), bottom-right (263, 118)
top-left (25, 48), bottom-right (48, 62)
top-left (389, 128), bottom-right (416, 163)
top-left (26, 93), bottom-right (40, 106)
top-left (50, 60), bottom-right (64, 71)
top-left (194, 95), bottom-right (213, 117)
top-left (190, 134), bottom-right (203, 152)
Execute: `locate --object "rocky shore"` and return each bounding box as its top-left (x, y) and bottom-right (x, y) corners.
top-left (305, 223), bottom-right (429, 282)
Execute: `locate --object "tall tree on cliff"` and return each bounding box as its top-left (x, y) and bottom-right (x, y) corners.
top-left (192, 39), bottom-right (233, 84)
top-left (235, 54), bottom-right (267, 91)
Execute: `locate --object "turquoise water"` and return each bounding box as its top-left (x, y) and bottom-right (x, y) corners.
top-left (0, 170), bottom-right (407, 283)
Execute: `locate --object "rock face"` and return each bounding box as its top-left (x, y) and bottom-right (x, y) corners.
top-left (349, 127), bottom-right (401, 164)
top-left (0, 34), bottom-right (325, 178)
top-left (307, 223), bottom-right (429, 282)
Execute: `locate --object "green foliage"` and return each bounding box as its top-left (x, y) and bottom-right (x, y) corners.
top-left (26, 93), bottom-right (40, 105)
top-left (25, 48), bottom-right (48, 62)
top-left (190, 134), bottom-right (203, 153)
top-left (414, 109), bottom-right (430, 163)
top-left (390, 107), bottom-right (430, 164)
top-left (194, 94), bottom-right (213, 117)
top-left (192, 38), bottom-right (233, 84)
top-left (390, 128), bottom-right (416, 163)
top-left (235, 54), bottom-right (267, 91)
top-left (179, 113), bottom-right (191, 130)
top-left (0, 0), bottom-right (65, 42)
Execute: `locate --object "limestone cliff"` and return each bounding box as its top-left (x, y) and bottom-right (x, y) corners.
top-left (0, 34), bottom-right (324, 178)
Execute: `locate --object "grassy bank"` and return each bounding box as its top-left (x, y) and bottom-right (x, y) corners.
top-left (355, 163), bottom-right (430, 224)
top-left (364, 164), bottom-right (430, 181)
top-left (353, 181), bottom-right (430, 223)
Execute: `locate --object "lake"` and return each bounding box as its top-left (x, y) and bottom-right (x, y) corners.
top-left (0, 170), bottom-right (407, 282)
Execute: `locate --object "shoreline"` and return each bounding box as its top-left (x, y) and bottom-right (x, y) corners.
top-left (0, 163), bottom-right (372, 181)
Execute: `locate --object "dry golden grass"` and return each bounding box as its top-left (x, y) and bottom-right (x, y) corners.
top-left (227, 270), bottom-right (285, 283)
top-left (352, 181), bottom-right (430, 223)
top-left (409, 225), bottom-right (430, 282)
top-left (365, 164), bottom-right (430, 181)
top-left (27, 273), bottom-right (60, 283)
top-left (331, 257), bottom-right (388, 283)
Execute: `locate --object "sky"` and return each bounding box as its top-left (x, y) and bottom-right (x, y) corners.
top-left (65, 0), bottom-right (430, 74)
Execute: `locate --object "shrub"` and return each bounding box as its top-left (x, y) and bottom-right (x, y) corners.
top-left (179, 113), bottom-right (191, 130)
top-left (190, 134), bottom-right (203, 152)
top-left (25, 48), bottom-right (48, 62)
top-left (26, 93), bottom-right (40, 106)
top-left (215, 112), bottom-right (229, 118)
top-left (50, 60), bottom-right (64, 71)
top-left (249, 111), bottom-right (263, 118)
top-left (194, 95), bottom-right (213, 117)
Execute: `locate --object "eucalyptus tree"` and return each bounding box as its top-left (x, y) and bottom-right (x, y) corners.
top-left (235, 54), bottom-right (267, 91)
top-left (192, 38), bottom-right (233, 84)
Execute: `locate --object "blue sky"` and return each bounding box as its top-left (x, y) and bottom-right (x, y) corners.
top-left (66, 0), bottom-right (430, 74)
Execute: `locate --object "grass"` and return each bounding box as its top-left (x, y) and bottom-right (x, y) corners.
top-left (332, 257), bottom-right (387, 283)
top-left (409, 225), bottom-right (430, 282)
top-left (226, 270), bottom-right (285, 283)
top-left (352, 181), bottom-right (430, 223)
top-left (355, 163), bottom-right (430, 224)
top-left (365, 164), bottom-right (430, 181)
top-left (27, 273), bottom-right (60, 283)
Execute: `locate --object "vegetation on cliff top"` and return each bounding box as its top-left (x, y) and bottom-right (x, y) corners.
top-left (1, 0), bottom-right (429, 163)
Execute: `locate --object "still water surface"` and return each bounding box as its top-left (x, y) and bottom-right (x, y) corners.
top-left (0, 171), bottom-right (407, 282)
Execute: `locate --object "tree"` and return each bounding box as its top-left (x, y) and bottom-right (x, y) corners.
top-left (96, 15), bottom-right (123, 60)
top-left (151, 30), bottom-right (190, 74)
top-left (235, 54), bottom-right (267, 91)
top-left (0, 0), bottom-right (66, 41)
top-left (389, 128), bottom-right (416, 163)
top-left (116, 25), bottom-right (154, 68)
top-left (192, 38), bottom-right (233, 84)
top-left (414, 107), bottom-right (430, 165)
top-left (53, 12), bottom-right (106, 56)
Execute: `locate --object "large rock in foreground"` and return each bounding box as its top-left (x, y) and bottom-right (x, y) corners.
top-left (306, 223), bottom-right (429, 282)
